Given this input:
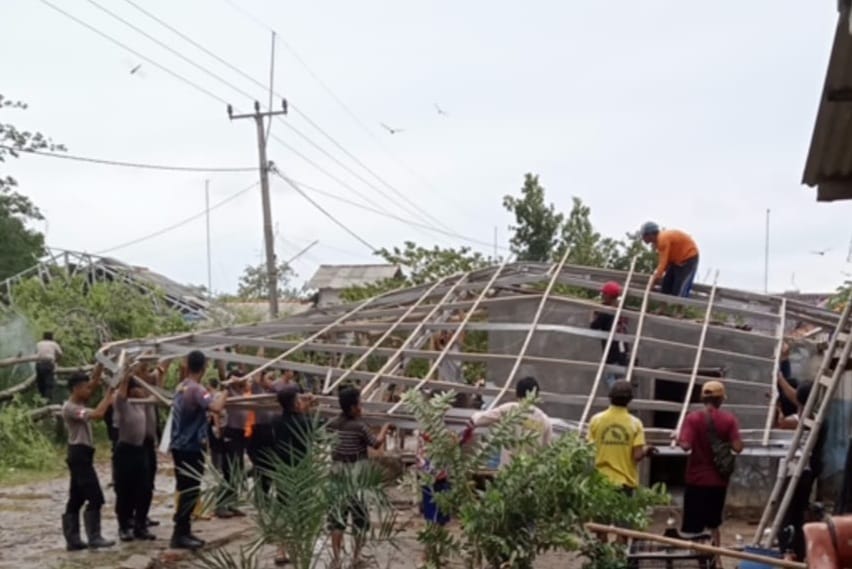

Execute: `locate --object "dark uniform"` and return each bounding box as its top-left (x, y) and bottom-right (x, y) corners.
top-left (169, 378), bottom-right (213, 549)
top-left (113, 393), bottom-right (155, 541)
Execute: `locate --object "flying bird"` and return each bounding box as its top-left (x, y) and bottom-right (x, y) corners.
top-left (130, 64), bottom-right (143, 75)
top-left (434, 103), bottom-right (448, 117)
top-left (810, 248), bottom-right (831, 256)
top-left (380, 122), bottom-right (404, 135)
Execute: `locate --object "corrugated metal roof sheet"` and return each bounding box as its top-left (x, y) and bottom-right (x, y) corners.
top-left (307, 264), bottom-right (402, 290)
top-left (803, 5), bottom-right (852, 201)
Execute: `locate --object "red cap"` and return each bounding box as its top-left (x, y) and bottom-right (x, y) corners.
top-left (601, 281), bottom-right (622, 297)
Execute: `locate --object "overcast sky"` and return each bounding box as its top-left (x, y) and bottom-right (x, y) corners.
top-left (4, 0), bottom-right (851, 295)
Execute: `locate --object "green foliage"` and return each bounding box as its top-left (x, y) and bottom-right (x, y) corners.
top-left (341, 241), bottom-right (493, 302)
top-left (11, 273), bottom-right (190, 366)
top-left (503, 174), bottom-right (564, 262)
top-left (405, 391), bottom-right (669, 568)
top-left (236, 260), bottom-right (300, 301)
top-left (829, 282), bottom-right (851, 312)
top-left (197, 416), bottom-right (397, 569)
top-left (0, 396), bottom-right (57, 471)
top-left (503, 174), bottom-right (658, 273)
top-left (0, 95), bottom-right (64, 279)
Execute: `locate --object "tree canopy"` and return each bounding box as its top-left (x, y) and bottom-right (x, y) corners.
top-left (236, 260), bottom-right (300, 301)
top-left (0, 95), bottom-right (62, 280)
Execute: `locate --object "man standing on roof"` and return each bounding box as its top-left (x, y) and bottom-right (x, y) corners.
top-left (640, 222), bottom-right (700, 298)
top-left (590, 281), bottom-right (631, 389)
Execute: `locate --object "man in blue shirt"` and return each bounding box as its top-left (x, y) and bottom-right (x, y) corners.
top-left (169, 350), bottom-right (226, 550)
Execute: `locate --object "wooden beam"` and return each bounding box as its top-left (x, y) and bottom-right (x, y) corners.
top-left (763, 298), bottom-right (787, 446)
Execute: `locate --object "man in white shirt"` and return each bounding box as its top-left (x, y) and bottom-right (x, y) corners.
top-left (36, 331), bottom-right (63, 401)
top-left (467, 376), bottom-right (553, 468)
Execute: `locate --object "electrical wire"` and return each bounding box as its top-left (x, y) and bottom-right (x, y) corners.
top-left (271, 168), bottom-right (376, 252)
top-left (221, 0), bottom-right (473, 224)
top-left (118, 0), bottom-right (455, 232)
top-left (274, 171), bottom-right (508, 252)
top-left (2, 145), bottom-right (255, 173)
top-left (96, 181), bottom-right (258, 255)
top-left (38, 0), bottom-right (230, 106)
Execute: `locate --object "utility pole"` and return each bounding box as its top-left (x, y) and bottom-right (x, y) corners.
top-left (205, 180), bottom-right (212, 298)
top-left (764, 208), bottom-right (770, 294)
top-left (228, 99), bottom-right (288, 318)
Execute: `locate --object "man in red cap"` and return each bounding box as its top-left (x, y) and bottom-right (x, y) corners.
top-left (590, 281), bottom-right (631, 388)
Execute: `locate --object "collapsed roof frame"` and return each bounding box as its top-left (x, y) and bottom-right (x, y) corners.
top-left (100, 259), bottom-right (842, 455)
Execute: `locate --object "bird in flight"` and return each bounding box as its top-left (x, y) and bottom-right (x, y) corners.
top-left (434, 103), bottom-right (449, 117)
top-left (380, 122), bottom-right (404, 135)
top-left (130, 63), bottom-right (143, 75)
top-left (810, 248), bottom-right (831, 256)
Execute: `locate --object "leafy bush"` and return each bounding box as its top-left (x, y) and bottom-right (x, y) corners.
top-left (0, 395), bottom-right (57, 471)
top-left (405, 391), bottom-right (669, 568)
top-left (196, 416), bottom-right (397, 569)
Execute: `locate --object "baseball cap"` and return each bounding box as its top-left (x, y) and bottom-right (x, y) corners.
top-left (601, 281), bottom-right (622, 297)
top-left (701, 381), bottom-right (726, 398)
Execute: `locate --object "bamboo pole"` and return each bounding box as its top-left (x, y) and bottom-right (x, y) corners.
top-left (359, 273), bottom-right (470, 398)
top-left (672, 271), bottom-right (719, 441)
top-left (387, 257), bottom-right (512, 414)
top-left (324, 276), bottom-right (452, 395)
top-left (584, 523), bottom-right (804, 569)
top-left (762, 298), bottom-right (787, 446)
top-left (487, 248), bottom-right (572, 410)
top-left (579, 256), bottom-right (637, 428)
top-left (623, 272), bottom-right (656, 386)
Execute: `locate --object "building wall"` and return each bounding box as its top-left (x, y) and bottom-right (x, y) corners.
top-left (482, 297), bottom-right (840, 511)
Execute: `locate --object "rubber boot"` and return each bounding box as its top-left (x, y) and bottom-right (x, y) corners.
top-left (62, 513), bottom-right (87, 551)
top-left (83, 510), bottom-right (115, 549)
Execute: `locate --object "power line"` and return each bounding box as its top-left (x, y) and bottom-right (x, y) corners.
top-left (118, 0), bottom-right (455, 232)
top-left (271, 168), bottom-right (376, 252)
top-left (96, 181), bottom-right (258, 255)
top-left (276, 173), bottom-right (508, 252)
top-left (38, 0), bottom-right (230, 106)
top-left (220, 0), bottom-right (473, 223)
top-left (2, 146), bottom-right (255, 173)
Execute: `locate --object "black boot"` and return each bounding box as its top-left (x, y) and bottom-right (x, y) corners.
top-left (83, 510), bottom-right (115, 549)
top-left (133, 521), bottom-right (156, 541)
top-left (170, 533), bottom-right (204, 550)
top-left (118, 527), bottom-right (135, 542)
top-left (146, 517), bottom-right (160, 527)
top-left (62, 513), bottom-right (87, 551)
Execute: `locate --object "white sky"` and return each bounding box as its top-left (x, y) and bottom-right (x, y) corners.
top-left (3, 0), bottom-right (852, 295)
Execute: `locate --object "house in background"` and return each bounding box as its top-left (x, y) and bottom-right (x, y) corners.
top-left (307, 264), bottom-right (402, 307)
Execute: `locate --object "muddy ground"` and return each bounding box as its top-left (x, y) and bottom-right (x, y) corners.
top-left (0, 456), bottom-right (759, 569)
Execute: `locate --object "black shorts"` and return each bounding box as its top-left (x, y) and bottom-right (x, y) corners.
top-left (661, 255), bottom-right (699, 297)
top-left (682, 485), bottom-right (727, 533)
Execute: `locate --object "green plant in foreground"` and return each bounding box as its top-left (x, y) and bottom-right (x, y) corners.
top-left (405, 391), bottom-right (669, 569)
top-left (0, 395), bottom-right (57, 470)
top-left (194, 416), bottom-right (398, 569)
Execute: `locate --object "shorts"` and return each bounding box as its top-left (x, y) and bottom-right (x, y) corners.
top-left (681, 485), bottom-right (727, 533)
top-left (661, 255), bottom-right (699, 298)
top-left (328, 497), bottom-right (370, 533)
top-left (422, 479), bottom-right (451, 526)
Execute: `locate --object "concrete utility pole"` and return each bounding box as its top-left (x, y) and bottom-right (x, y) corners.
top-left (228, 99), bottom-right (288, 318)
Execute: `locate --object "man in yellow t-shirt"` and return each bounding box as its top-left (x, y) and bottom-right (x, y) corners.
top-left (588, 381), bottom-right (656, 492)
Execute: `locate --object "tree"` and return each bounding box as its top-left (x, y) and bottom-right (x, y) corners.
top-left (502, 174), bottom-right (564, 262)
top-left (236, 261), bottom-right (299, 301)
top-left (0, 95), bottom-right (64, 280)
top-left (340, 242), bottom-right (493, 302)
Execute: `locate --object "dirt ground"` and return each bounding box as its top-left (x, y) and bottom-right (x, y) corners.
top-left (0, 456), bottom-right (760, 569)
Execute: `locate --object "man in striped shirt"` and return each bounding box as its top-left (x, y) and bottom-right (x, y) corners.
top-left (326, 387), bottom-right (393, 568)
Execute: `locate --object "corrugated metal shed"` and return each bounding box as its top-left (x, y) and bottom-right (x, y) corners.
top-left (307, 264), bottom-right (402, 290)
top-left (803, 3), bottom-right (852, 201)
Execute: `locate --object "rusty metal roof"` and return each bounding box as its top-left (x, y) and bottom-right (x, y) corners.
top-left (803, 3), bottom-right (852, 201)
top-left (307, 264), bottom-right (402, 290)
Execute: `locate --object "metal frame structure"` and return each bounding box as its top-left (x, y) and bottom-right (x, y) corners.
top-left (0, 248), bottom-right (210, 320)
top-left (89, 260), bottom-right (842, 456)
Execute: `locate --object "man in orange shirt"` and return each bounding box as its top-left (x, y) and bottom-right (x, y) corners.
top-left (641, 221), bottom-right (699, 298)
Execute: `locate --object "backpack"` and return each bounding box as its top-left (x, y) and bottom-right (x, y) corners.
top-left (706, 411), bottom-right (736, 478)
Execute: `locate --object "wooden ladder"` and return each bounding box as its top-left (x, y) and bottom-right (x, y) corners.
top-left (752, 291), bottom-right (852, 547)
